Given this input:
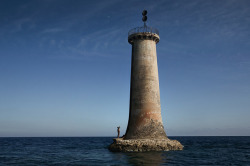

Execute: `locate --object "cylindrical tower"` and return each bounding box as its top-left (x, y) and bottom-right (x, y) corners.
top-left (125, 12), bottom-right (167, 140)
top-left (109, 11), bottom-right (183, 152)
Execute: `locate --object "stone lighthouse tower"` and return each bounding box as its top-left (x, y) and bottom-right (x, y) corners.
top-left (109, 10), bottom-right (183, 152)
top-left (125, 10), bottom-right (166, 140)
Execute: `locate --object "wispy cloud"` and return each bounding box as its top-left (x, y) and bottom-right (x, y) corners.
top-left (65, 27), bottom-right (125, 59)
top-left (41, 28), bottom-right (65, 34)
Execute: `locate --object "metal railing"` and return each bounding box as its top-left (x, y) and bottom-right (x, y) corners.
top-left (128, 25), bottom-right (159, 36)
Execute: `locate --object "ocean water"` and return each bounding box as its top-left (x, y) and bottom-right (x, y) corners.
top-left (0, 136), bottom-right (249, 165)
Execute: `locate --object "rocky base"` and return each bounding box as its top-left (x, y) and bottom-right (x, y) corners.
top-left (108, 138), bottom-right (183, 152)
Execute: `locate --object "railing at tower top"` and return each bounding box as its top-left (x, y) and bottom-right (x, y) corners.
top-left (128, 25), bottom-right (159, 37)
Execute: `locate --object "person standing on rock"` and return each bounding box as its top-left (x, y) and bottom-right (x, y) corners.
top-left (117, 126), bottom-right (120, 138)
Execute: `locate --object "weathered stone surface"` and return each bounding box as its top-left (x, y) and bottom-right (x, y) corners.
top-left (109, 138), bottom-right (183, 152)
top-left (125, 33), bottom-right (166, 140)
top-left (125, 119), bottom-right (167, 140)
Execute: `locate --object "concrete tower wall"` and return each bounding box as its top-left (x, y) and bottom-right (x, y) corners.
top-left (125, 33), bottom-right (167, 139)
top-left (109, 12), bottom-right (183, 151)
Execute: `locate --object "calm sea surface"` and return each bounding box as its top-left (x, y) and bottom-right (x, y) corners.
top-left (0, 136), bottom-right (249, 165)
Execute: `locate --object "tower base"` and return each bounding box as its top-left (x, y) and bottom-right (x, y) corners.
top-left (108, 138), bottom-right (183, 152)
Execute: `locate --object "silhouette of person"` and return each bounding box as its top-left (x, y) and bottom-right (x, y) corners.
top-left (117, 126), bottom-right (120, 138)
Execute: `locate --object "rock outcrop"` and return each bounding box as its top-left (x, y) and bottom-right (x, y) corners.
top-left (109, 138), bottom-right (183, 152)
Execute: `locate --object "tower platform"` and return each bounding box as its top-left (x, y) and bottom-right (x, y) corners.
top-left (109, 138), bottom-right (183, 152)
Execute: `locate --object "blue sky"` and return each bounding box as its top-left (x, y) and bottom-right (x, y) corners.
top-left (0, 0), bottom-right (250, 137)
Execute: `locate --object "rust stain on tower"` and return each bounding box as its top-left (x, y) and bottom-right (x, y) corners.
top-left (109, 10), bottom-right (183, 152)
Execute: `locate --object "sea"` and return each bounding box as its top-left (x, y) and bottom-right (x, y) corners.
top-left (0, 136), bottom-right (249, 165)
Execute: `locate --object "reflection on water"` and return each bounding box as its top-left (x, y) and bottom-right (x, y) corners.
top-left (123, 151), bottom-right (167, 165)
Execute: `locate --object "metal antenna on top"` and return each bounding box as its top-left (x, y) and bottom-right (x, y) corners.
top-left (142, 10), bottom-right (147, 27)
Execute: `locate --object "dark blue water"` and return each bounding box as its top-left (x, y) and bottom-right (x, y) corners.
top-left (0, 137), bottom-right (249, 165)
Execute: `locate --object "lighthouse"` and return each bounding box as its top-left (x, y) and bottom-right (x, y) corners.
top-left (125, 10), bottom-right (166, 140)
top-left (109, 10), bottom-right (183, 152)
